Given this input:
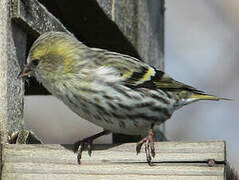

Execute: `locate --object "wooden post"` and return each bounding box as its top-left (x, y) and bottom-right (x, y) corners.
top-left (97, 0), bottom-right (165, 67)
top-left (0, 0), bottom-right (27, 178)
top-left (0, 0), bottom-right (26, 146)
top-left (113, 0), bottom-right (165, 68)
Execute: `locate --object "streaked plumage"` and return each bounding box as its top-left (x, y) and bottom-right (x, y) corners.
top-left (20, 31), bottom-right (226, 164)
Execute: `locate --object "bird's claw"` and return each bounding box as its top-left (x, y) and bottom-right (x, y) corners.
top-left (73, 130), bottom-right (110, 165)
top-left (74, 138), bottom-right (93, 164)
top-left (136, 141), bottom-right (143, 155)
top-left (136, 129), bottom-right (155, 165)
top-left (150, 140), bottom-right (155, 158)
top-left (145, 139), bottom-right (155, 165)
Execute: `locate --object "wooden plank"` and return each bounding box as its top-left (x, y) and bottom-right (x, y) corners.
top-left (0, 0), bottom-right (26, 144)
top-left (2, 164), bottom-right (224, 180)
top-left (2, 174), bottom-right (225, 180)
top-left (10, 0), bottom-right (71, 36)
top-left (1, 141), bottom-right (225, 179)
top-left (2, 141), bottom-right (226, 164)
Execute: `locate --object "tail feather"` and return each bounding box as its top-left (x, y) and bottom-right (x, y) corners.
top-left (190, 93), bottom-right (231, 101)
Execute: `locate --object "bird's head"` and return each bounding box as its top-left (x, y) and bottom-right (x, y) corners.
top-left (18, 32), bottom-right (84, 81)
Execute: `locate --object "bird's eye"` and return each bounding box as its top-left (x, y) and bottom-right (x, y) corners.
top-left (31, 59), bottom-right (39, 67)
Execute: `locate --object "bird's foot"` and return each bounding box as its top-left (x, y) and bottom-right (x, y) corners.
top-left (73, 130), bottom-right (110, 164)
top-left (136, 128), bottom-right (155, 165)
top-left (74, 137), bottom-right (94, 164)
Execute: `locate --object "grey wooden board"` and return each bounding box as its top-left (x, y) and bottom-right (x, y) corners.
top-left (2, 164), bottom-right (225, 180)
top-left (2, 174), bottom-right (225, 180)
top-left (10, 0), bottom-right (71, 36)
top-left (2, 141), bottom-right (226, 163)
top-left (2, 141), bottom-right (225, 179)
top-left (113, 0), bottom-right (165, 68)
top-left (0, 0), bottom-right (26, 144)
top-left (96, 0), bottom-right (165, 67)
top-left (96, 0), bottom-right (113, 19)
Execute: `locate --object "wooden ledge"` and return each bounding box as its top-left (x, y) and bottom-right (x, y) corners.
top-left (10, 0), bottom-right (71, 36)
top-left (1, 141), bottom-right (226, 179)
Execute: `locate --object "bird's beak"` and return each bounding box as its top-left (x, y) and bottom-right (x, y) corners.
top-left (18, 65), bottom-right (32, 79)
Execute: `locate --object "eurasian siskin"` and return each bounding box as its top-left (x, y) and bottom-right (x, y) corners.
top-left (19, 31), bottom-right (227, 164)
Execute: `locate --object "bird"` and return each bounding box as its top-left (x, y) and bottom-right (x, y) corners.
top-left (19, 31), bottom-right (228, 165)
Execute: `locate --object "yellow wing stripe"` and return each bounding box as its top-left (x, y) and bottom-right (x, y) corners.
top-left (141, 67), bottom-right (155, 81)
top-left (122, 70), bottom-right (133, 79)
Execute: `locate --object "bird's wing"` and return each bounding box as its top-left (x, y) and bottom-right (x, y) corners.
top-left (92, 49), bottom-right (203, 93)
top-left (123, 66), bottom-right (204, 93)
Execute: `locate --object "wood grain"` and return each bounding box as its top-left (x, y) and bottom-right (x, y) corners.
top-left (2, 141), bottom-right (225, 179)
top-left (10, 0), bottom-right (71, 36)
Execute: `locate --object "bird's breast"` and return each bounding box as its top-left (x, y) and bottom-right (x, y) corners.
top-left (49, 82), bottom-right (175, 135)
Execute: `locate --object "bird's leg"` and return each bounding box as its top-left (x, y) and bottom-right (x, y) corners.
top-left (136, 124), bottom-right (155, 165)
top-left (74, 130), bottom-right (110, 164)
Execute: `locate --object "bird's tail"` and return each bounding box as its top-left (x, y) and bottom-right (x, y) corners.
top-left (189, 93), bottom-right (231, 101)
top-left (177, 92), bottom-right (231, 108)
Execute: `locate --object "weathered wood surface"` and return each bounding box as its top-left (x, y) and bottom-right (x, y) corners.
top-left (1, 1), bottom-right (27, 178)
top-left (0, 0), bottom-right (26, 144)
top-left (11, 0), bottom-right (71, 36)
top-left (97, 0), bottom-right (165, 67)
top-left (2, 141), bottom-right (225, 179)
top-left (117, 0), bottom-right (164, 68)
